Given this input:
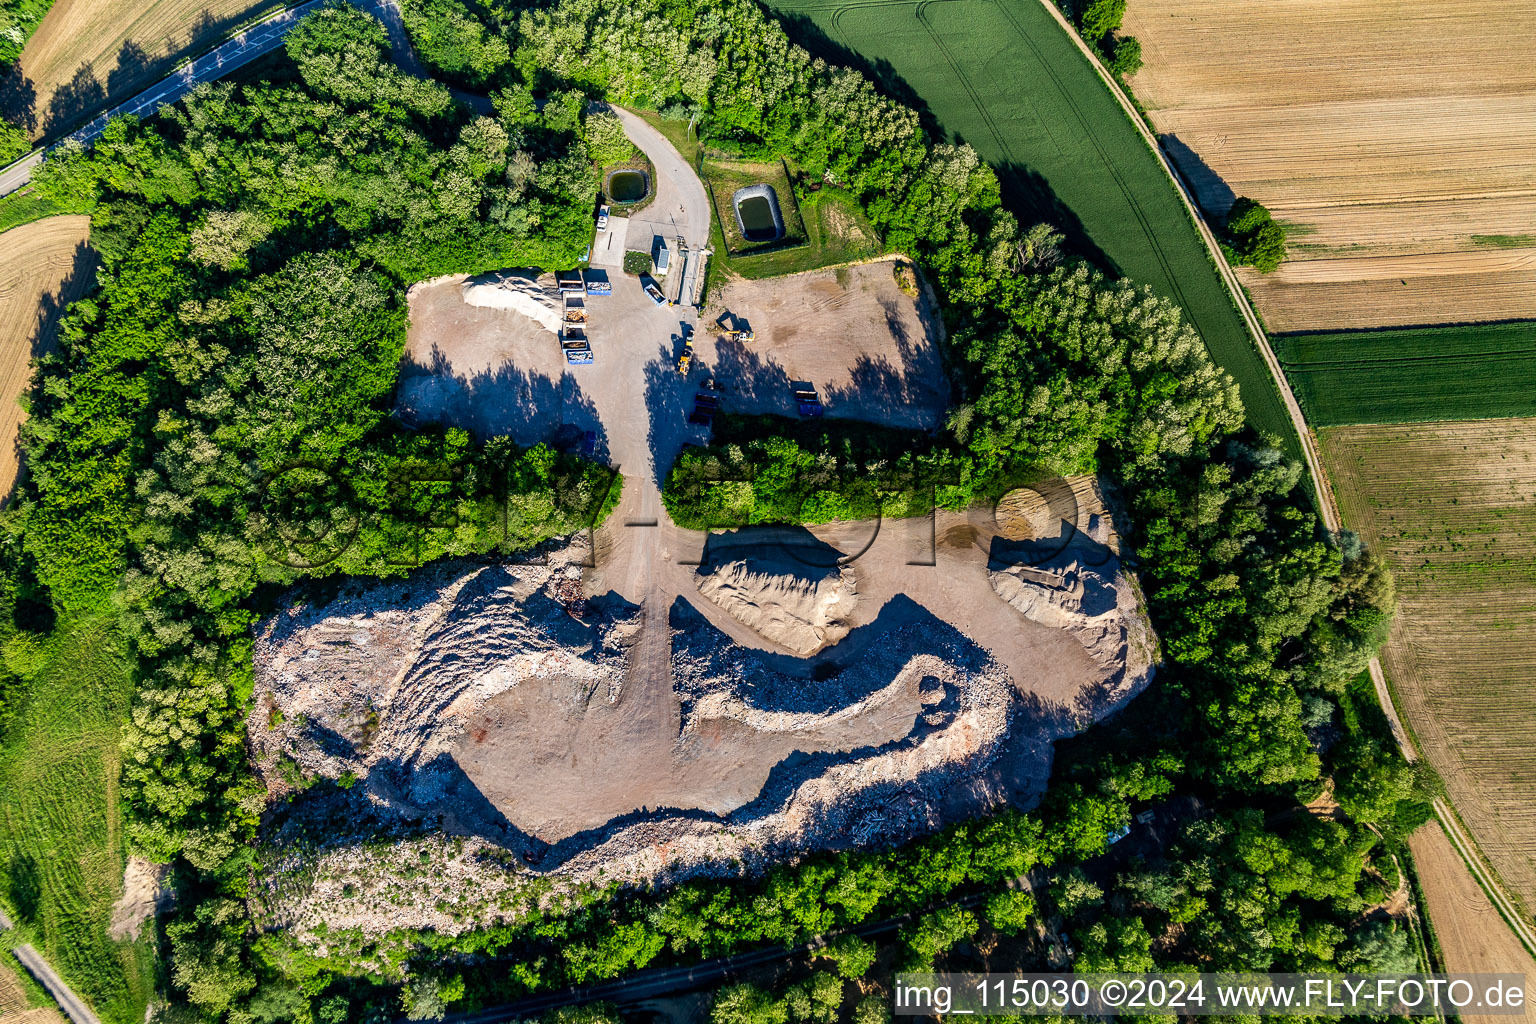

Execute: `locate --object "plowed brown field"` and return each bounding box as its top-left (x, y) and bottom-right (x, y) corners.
top-left (1125, 0), bottom-right (1536, 331)
top-left (0, 215), bottom-right (93, 501)
top-left (1409, 823), bottom-right (1536, 1021)
top-left (9, 0), bottom-right (281, 139)
top-left (1321, 418), bottom-right (1536, 913)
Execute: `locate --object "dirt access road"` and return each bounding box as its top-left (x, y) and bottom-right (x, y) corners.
top-left (1410, 822), bottom-right (1536, 1024)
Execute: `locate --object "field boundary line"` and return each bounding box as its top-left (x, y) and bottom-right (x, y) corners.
top-left (1031, 0), bottom-right (1536, 972)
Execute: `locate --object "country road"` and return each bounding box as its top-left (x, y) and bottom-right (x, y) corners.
top-left (0, 0), bottom-right (493, 199)
top-left (11, 945), bottom-right (99, 1024)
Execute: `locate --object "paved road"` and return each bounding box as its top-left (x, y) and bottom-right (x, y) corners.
top-left (613, 106), bottom-right (710, 254)
top-left (0, 0), bottom-right (492, 199)
top-left (11, 946), bottom-right (99, 1024)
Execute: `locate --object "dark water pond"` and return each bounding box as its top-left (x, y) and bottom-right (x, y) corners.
top-left (737, 195), bottom-right (781, 242)
top-left (608, 169), bottom-right (649, 203)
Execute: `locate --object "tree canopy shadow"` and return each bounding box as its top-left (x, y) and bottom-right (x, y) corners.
top-left (394, 344), bottom-right (608, 461)
top-left (1160, 132), bottom-right (1236, 220)
top-left (104, 40), bottom-right (154, 106)
top-left (996, 160), bottom-right (1113, 274)
top-left (0, 67), bottom-right (37, 134)
top-left (42, 64), bottom-right (105, 136)
top-left (643, 333), bottom-right (707, 487)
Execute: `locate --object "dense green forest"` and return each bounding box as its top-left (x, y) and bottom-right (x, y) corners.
top-left (0, 0), bottom-right (1423, 1021)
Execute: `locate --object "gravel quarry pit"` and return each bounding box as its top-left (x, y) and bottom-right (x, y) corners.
top-left (250, 477), bottom-right (1159, 946)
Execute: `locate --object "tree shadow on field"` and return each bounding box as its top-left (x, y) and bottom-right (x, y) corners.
top-left (996, 160), bottom-right (1113, 275)
top-left (0, 68), bottom-right (37, 134)
top-left (104, 41), bottom-right (154, 106)
top-left (5, 243), bottom-right (100, 510)
top-left (41, 65), bottom-right (108, 137)
top-left (1160, 132), bottom-right (1237, 221)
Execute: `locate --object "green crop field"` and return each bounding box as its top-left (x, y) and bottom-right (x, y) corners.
top-left (0, 609), bottom-right (155, 1024)
top-left (1275, 321), bottom-right (1536, 426)
top-left (763, 0), bottom-right (1295, 450)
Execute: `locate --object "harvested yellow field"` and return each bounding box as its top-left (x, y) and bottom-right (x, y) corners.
top-left (1320, 418), bottom-right (1536, 913)
top-left (0, 216), bottom-right (93, 502)
top-left (1125, 0), bottom-right (1536, 330)
top-left (0, 958), bottom-right (66, 1023)
top-left (8, 0), bottom-right (282, 139)
top-left (1410, 823), bottom-right (1536, 1022)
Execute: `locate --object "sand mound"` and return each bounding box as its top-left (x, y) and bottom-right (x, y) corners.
top-left (695, 556), bottom-right (856, 656)
top-left (460, 270), bottom-right (560, 334)
top-left (990, 551), bottom-right (1157, 699)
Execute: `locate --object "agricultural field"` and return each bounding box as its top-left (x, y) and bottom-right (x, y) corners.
top-left (1320, 418), bottom-right (1536, 915)
top-left (761, 0), bottom-right (1295, 450)
top-left (0, 958), bottom-right (65, 1023)
top-left (1409, 823), bottom-right (1536, 1024)
top-left (1, 0), bottom-right (281, 140)
top-left (0, 216), bottom-right (92, 502)
top-left (1124, 0), bottom-right (1536, 332)
top-left (1276, 320), bottom-right (1536, 426)
top-left (0, 610), bottom-right (155, 1024)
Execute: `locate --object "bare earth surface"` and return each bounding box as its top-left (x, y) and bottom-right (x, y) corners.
top-left (1409, 823), bottom-right (1536, 1023)
top-left (396, 258), bottom-right (947, 445)
top-left (1320, 419), bottom-right (1536, 913)
top-left (0, 217), bottom-right (93, 502)
top-left (251, 483), bottom-right (1156, 948)
top-left (2, 0), bottom-right (281, 139)
top-left (1124, 0), bottom-right (1536, 330)
top-left (703, 263), bottom-right (948, 429)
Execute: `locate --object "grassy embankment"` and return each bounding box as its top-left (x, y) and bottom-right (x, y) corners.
top-left (0, 609), bottom-right (156, 1024)
top-left (642, 111), bottom-right (881, 282)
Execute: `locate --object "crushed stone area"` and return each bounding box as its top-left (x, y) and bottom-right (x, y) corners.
top-left (460, 269), bottom-right (561, 333)
top-left (699, 261), bottom-right (949, 430)
top-left (250, 478), bottom-right (1160, 948)
top-left (250, 556), bottom-right (639, 810)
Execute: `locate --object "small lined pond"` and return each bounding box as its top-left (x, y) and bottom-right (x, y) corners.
top-left (607, 169), bottom-right (649, 203)
top-left (732, 184), bottom-right (786, 243)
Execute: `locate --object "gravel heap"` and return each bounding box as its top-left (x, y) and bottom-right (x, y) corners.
top-left (694, 554), bottom-right (856, 656)
top-left (459, 269), bottom-right (561, 333)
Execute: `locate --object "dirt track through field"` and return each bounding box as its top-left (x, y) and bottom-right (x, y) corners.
top-left (3, 0), bottom-right (282, 140)
top-left (0, 216), bottom-right (94, 503)
top-left (1125, 0), bottom-right (1536, 330)
top-left (1321, 418), bottom-right (1536, 915)
top-left (1410, 823), bottom-right (1536, 1022)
